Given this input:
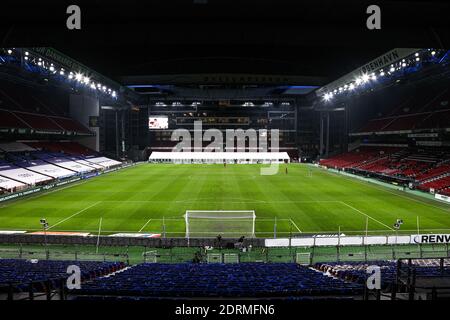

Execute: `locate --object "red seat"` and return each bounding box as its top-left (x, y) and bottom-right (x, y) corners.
top-left (49, 117), bottom-right (92, 134)
top-left (13, 112), bottom-right (62, 131)
top-left (0, 109), bottom-right (30, 129)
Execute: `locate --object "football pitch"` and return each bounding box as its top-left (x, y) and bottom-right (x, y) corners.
top-left (0, 163), bottom-right (449, 237)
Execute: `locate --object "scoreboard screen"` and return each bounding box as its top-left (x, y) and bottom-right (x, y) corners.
top-left (149, 115), bottom-right (168, 129)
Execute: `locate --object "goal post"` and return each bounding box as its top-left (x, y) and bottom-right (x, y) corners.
top-left (185, 210), bottom-right (256, 238)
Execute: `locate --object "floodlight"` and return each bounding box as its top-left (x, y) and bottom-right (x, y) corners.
top-left (362, 74), bottom-right (369, 82)
top-left (431, 50), bottom-right (436, 56)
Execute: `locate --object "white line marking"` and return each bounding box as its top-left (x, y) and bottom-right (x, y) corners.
top-left (325, 169), bottom-right (450, 213)
top-left (1, 227), bottom-right (449, 234)
top-left (98, 200), bottom-right (340, 204)
top-left (138, 219), bottom-right (152, 233)
top-left (96, 217), bottom-right (103, 253)
top-left (340, 201), bottom-right (395, 231)
top-left (47, 201), bottom-right (102, 230)
top-left (290, 218), bottom-right (302, 233)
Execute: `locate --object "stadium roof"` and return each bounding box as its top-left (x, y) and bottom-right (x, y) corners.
top-left (2, 1), bottom-right (448, 85)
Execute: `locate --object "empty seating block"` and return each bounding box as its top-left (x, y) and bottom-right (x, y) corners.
top-left (13, 112), bottom-right (62, 131)
top-left (0, 259), bottom-right (125, 291)
top-left (76, 263), bottom-right (363, 298)
top-left (49, 117), bottom-right (92, 134)
top-left (0, 110), bottom-right (29, 129)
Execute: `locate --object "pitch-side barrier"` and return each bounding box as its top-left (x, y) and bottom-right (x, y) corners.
top-left (265, 234), bottom-right (450, 247)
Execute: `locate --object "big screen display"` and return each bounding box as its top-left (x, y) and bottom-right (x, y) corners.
top-left (149, 115), bottom-right (168, 129)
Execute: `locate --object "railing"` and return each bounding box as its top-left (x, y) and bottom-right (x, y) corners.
top-left (394, 257), bottom-right (450, 300)
top-left (1, 243), bottom-right (447, 265)
top-left (0, 278), bottom-right (67, 301)
top-left (0, 246), bottom-right (129, 264)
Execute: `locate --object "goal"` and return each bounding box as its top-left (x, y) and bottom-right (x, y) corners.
top-left (184, 210), bottom-right (256, 238)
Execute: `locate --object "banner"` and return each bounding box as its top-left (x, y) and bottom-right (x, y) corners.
top-left (109, 233), bottom-right (161, 238)
top-left (411, 234), bottom-right (450, 244)
top-left (435, 193), bottom-right (450, 203)
top-left (265, 234), bottom-right (448, 247)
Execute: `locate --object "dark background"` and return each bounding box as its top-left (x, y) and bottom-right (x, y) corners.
top-left (0, 0), bottom-right (449, 82)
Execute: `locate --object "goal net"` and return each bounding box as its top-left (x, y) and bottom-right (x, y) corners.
top-left (185, 210), bottom-right (256, 238)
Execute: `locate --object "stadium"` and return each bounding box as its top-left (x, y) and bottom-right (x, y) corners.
top-left (0, 1), bottom-right (449, 307)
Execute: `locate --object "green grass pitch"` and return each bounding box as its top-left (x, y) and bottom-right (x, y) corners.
top-left (0, 163), bottom-right (449, 237)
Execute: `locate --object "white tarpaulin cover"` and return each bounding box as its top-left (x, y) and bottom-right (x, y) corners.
top-left (0, 175), bottom-right (26, 190)
top-left (84, 156), bottom-right (122, 168)
top-left (0, 166), bottom-right (52, 185)
top-left (68, 157), bottom-right (105, 169)
top-left (22, 161), bottom-right (76, 179)
top-left (46, 157), bottom-right (95, 173)
top-left (149, 152), bottom-right (290, 161)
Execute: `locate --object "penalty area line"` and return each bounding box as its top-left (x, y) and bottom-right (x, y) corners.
top-left (47, 201), bottom-right (102, 230)
top-left (138, 219), bottom-right (152, 233)
top-left (290, 219), bottom-right (302, 233)
top-left (340, 201), bottom-right (395, 231)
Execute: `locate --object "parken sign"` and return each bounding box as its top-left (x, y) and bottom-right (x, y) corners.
top-left (411, 234), bottom-right (450, 244)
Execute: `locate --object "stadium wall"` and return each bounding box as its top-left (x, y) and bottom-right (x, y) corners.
top-left (1, 233), bottom-right (448, 248)
top-left (0, 234), bottom-right (265, 247)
